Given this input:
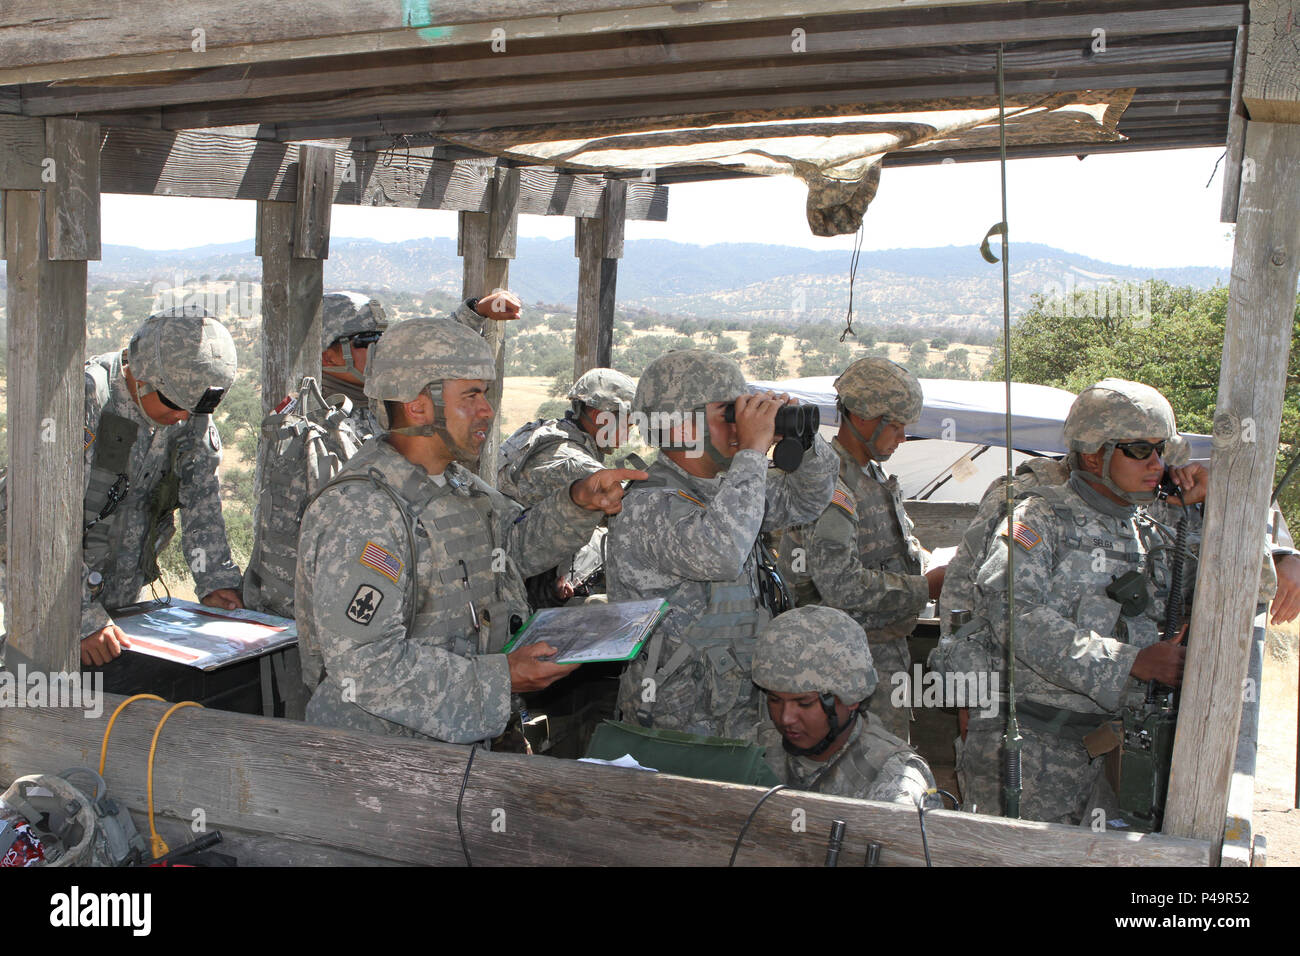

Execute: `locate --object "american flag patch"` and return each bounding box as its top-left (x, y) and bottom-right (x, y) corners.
top-left (83, 427), bottom-right (96, 451)
top-left (359, 541), bottom-right (402, 582)
top-left (1009, 522), bottom-right (1041, 551)
top-left (831, 487), bottom-right (855, 516)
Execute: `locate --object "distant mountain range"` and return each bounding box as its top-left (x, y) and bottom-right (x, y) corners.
top-left (8, 237), bottom-right (1229, 333)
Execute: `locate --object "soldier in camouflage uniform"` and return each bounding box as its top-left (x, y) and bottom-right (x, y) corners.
top-left (777, 358), bottom-right (943, 743)
top-left (498, 367), bottom-right (636, 602)
top-left (606, 350), bottom-right (836, 740)
top-left (294, 316), bottom-right (644, 743)
top-left (317, 291), bottom-right (390, 439)
top-left (960, 379), bottom-right (1193, 823)
top-left (752, 605), bottom-right (939, 805)
top-left (0, 307), bottom-right (244, 667)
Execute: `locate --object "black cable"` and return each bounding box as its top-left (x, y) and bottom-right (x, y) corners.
top-left (917, 801), bottom-right (933, 868)
top-left (935, 789), bottom-right (961, 811)
top-left (728, 784), bottom-right (786, 867)
top-left (456, 744), bottom-right (478, 868)
top-left (840, 223), bottom-right (865, 342)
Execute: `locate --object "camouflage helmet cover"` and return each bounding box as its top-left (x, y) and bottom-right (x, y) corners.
top-left (752, 605), bottom-right (878, 704)
top-left (364, 316), bottom-right (496, 403)
top-left (1064, 378), bottom-right (1176, 453)
top-left (568, 367), bottom-right (636, 413)
top-left (321, 291), bottom-right (389, 351)
top-left (633, 350), bottom-right (747, 416)
top-left (834, 357), bottom-right (923, 424)
top-left (127, 306), bottom-right (237, 412)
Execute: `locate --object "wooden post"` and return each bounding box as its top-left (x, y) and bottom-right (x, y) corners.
top-left (574, 178), bottom-right (626, 378)
top-left (3, 118), bottom-right (100, 673)
top-left (458, 167), bottom-right (518, 481)
top-left (1164, 121), bottom-right (1300, 847)
top-left (254, 148), bottom-right (333, 417)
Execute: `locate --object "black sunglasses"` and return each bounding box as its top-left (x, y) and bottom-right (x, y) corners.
top-left (347, 330), bottom-right (383, 348)
top-left (156, 386), bottom-right (226, 415)
top-left (1113, 439), bottom-right (1166, 461)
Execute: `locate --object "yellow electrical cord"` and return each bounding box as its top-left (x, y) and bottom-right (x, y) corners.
top-left (98, 693), bottom-right (164, 778)
top-left (146, 701), bottom-right (203, 858)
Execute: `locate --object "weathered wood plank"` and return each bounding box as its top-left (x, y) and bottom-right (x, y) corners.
top-left (907, 501), bottom-right (980, 551)
top-left (0, 693), bottom-right (1215, 866)
top-left (3, 188), bottom-right (85, 673)
top-left (1241, 0), bottom-right (1300, 122)
top-left (1220, 613), bottom-right (1266, 866)
top-left (0, 115), bottom-right (44, 189)
top-left (488, 167), bottom-right (520, 261)
top-left (293, 144), bottom-right (334, 260)
top-left (256, 200), bottom-right (323, 417)
top-left (458, 210), bottom-right (503, 483)
top-left (264, 69), bottom-right (1234, 144)
top-left (160, 41), bottom-right (1235, 131)
top-left (15, 5), bottom-right (1246, 116)
top-left (1221, 25), bottom-right (1249, 223)
top-left (91, 128), bottom-right (668, 219)
top-left (1165, 120), bottom-right (1300, 848)
top-left (0, 0), bottom-right (1041, 85)
top-left (43, 117), bottom-right (100, 261)
top-left (573, 179), bottom-right (624, 377)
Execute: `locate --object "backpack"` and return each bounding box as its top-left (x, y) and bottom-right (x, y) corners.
top-left (242, 377), bottom-right (365, 618)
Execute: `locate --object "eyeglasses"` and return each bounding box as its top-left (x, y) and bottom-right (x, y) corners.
top-left (154, 386), bottom-right (226, 415)
top-left (347, 330), bottom-right (383, 348)
top-left (1113, 439), bottom-right (1166, 461)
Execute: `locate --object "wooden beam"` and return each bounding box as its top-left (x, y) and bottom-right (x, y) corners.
top-left (256, 200), bottom-right (322, 417)
top-left (15, 4), bottom-right (1246, 117)
top-left (1221, 24), bottom-right (1250, 222)
top-left (0, 0), bottom-right (1044, 85)
top-left (1241, 0), bottom-right (1300, 122)
top-left (257, 69), bottom-right (1234, 144)
top-left (292, 145), bottom-right (335, 260)
top-left (3, 188), bottom-right (86, 673)
top-left (0, 115), bottom-right (44, 189)
top-left (471, 168), bottom-right (519, 482)
top-left (574, 179), bottom-right (625, 377)
top-left (43, 118), bottom-right (100, 261)
top-left (0, 693), bottom-right (1216, 866)
top-left (90, 128), bottom-right (667, 219)
top-left (1165, 120), bottom-right (1300, 848)
top-left (156, 41), bottom-right (1235, 132)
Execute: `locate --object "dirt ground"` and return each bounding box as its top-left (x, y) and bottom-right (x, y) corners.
top-left (1255, 625), bottom-right (1298, 865)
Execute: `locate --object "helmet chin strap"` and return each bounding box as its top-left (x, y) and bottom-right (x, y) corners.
top-left (840, 402), bottom-right (894, 463)
top-left (341, 341), bottom-right (366, 383)
top-left (781, 695), bottom-right (859, 758)
top-left (1093, 443), bottom-right (1158, 505)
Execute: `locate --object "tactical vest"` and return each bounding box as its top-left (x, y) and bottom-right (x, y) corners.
top-left (630, 462), bottom-right (772, 727)
top-left (496, 417), bottom-right (594, 503)
top-left (791, 719), bottom-right (913, 799)
top-left (854, 460), bottom-right (923, 575)
top-left (948, 483), bottom-right (1165, 718)
top-left (309, 450), bottom-right (529, 671)
top-left (81, 360), bottom-right (184, 590)
top-left (243, 377), bottom-right (365, 618)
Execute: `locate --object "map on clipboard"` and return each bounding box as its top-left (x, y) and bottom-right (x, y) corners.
top-left (113, 599), bottom-right (297, 671)
top-left (503, 598), bottom-right (668, 665)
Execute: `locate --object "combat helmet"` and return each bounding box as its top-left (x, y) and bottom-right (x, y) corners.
top-left (364, 316), bottom-right (496, 440)
top-left (126, 306), bottom-right (236, 415)
top-left (634, 350), bottom-right (747, 469)
top-left (1064, 378), bottom-right (1177, 504)
top-left (321, 291), bottom-right (389, 382)
top-left (834, 357), bottom-right (923, 461)
top-left (568, 367), bottom-right (635, 415)
top-left (752, 605), bottom-right (878, 757)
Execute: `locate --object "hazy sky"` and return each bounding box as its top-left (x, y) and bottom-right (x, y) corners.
top-left (101, 145), bottom-right (1235, 269)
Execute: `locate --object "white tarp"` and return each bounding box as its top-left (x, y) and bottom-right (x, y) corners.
top-left (752, 376), bottom-right (1214, 501)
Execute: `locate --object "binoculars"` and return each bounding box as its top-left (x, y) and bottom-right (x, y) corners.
top-left (723, 401), bottom-right (821, 471)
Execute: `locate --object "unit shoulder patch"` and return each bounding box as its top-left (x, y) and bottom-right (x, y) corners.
top-left (346, 583), bottom-right (384, 625)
